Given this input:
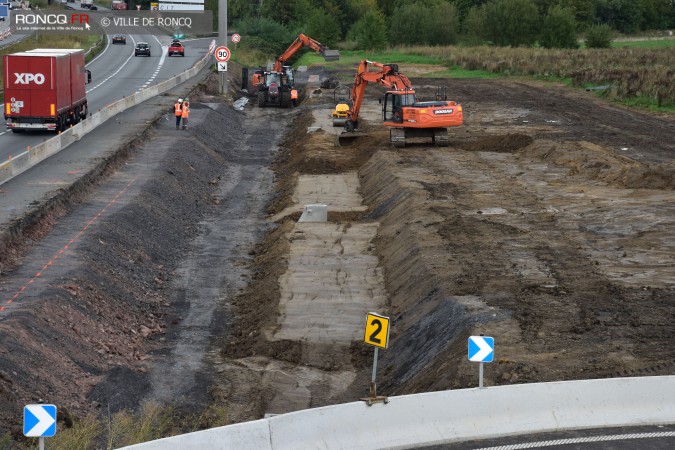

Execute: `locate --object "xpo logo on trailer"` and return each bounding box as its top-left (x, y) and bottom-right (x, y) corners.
top-left (14, 73), bottom-right (46, 85)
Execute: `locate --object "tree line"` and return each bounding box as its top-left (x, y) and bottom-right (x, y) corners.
top-left (205, 0), bottom-right (675, 52)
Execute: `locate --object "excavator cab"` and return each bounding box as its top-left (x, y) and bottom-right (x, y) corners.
top-left (382, 91), bottom-right (416, 124)
top-left (283, 66), bottom-right (295, 88)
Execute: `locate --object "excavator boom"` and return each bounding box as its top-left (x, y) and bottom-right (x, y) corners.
top-left (272, 34), bottom-right (340, 72)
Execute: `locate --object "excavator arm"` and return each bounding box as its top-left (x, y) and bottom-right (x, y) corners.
top-left (339, 60), bottom-right (413, 130)
top-left (272, 34), bottom-right (340, 72)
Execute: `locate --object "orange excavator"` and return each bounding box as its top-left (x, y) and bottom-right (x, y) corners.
top-left (335, 60), bottom-right (463, 147)
top-left (253, 34), bottom-right (339, 108)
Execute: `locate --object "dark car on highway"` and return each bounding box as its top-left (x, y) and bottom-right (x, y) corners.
top-left (112, 35), bottom-right (126, 45)
top-left (134, 42), bottom-right (151, 57)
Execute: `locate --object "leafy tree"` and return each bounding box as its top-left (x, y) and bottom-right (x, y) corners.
top-left (238, 17), bottom-right (294, 55)
top-left (639, 0), bottom-right (672, 29)
top-left (566, 0), bottom-right (597, 29)
top-left (585, 23), bottom-right (613, 48)
top-left (390, 2), bottom-right (432, 45)
top-left (229, 0), bottom-right (257, 23)
top-left (260, 0), bottom-right (298, 26)
top-left (462, 4), bottom-right (489, 44)
top-left (304, 9), bottom-right (342, 47)
top-left (450, 0), bottom-right (493, 18)
top-left (595, 0), bottom-right (644, 34)
top-left (541, 5), bottom-right (579, 48)
top-left (532, 0), bottom-right (559, 15)
top-left (348, 9), bottom-right (389, 50)
top-left (428, 2), bottom-right (461, 45)
top-left (485, 0), bottom-right (541, 46)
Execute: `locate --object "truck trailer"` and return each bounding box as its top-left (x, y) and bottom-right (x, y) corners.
top-left (4, 49), bottom-right (89, 133)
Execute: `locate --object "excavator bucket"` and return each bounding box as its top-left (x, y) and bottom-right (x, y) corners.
top-left (322, 49), bottom-right (340, 62)
top-left (336, 130), bottom-right (367, 147)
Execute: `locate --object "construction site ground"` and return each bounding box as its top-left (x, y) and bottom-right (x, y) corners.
top-left (0, 65), bottom-right (673, 439)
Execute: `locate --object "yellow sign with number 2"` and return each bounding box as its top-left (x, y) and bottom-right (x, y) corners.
top-left (364, 312), bottom-right (390, 349)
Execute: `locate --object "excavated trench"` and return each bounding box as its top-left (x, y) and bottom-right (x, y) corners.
top-left (0, 67), bottom-right (674, 439)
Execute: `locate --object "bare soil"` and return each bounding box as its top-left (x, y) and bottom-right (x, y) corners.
top-left (0, 65), bottom-right (673, 441)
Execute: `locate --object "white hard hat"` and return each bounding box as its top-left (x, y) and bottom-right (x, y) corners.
top-left (178, 98), bottom-right (183, 102)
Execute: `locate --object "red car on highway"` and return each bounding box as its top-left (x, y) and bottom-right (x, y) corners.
top-left (168, 40), bottom-right (184, 57)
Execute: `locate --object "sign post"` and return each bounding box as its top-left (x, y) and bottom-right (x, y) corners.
top-left (218, 0), bottom-right (228, 95)
top-left (24, 404), bottom-right (57, 450)
top-left (468, 335), bottom-right (494, 389)
top-left (362, 312), bottom-right (390, 405)
top-left (215, 46), bottom-right (230, 74)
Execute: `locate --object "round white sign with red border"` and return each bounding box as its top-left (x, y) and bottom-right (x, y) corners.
top-left (215, 46), bottom-right (231, 62)
top-left (231, 34), bottom-right (241, 43)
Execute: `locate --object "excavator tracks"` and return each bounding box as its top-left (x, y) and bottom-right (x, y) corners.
top-left (433, 129), bottom-right (449, 147)
top-left (390, 129), bottom-right (406, 148)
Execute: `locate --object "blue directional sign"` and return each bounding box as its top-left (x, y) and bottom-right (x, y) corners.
top-left (468, 336), bottom-right (494, 362)
top-left (0, 5), bottom-right (8, 18)
top-left (23, 404), bottom-right (57, 437)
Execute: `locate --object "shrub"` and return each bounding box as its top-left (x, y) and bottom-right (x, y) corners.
top-left (585, 24), bottom-right (613, 49)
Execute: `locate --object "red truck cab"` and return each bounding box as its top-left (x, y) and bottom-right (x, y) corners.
top-left (4, 49), bottom-right (89, 132)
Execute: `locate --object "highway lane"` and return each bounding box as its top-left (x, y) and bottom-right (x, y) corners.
top-left (0, 35), bottom-right (210, 162)
top-left (421, 424), bottom-right (675, 450)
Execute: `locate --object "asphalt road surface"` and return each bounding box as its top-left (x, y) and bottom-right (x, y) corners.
top-left (0, 34), bottom-right (210, 162)
top-left (420, 425), bottom-right (675, 450)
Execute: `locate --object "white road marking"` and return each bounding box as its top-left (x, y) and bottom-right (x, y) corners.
top-left (134, 35), bottom-right (167, 91)
top-left (86, 35), bottom-right (137, 94)
top-left (474, 431), bottom-right (675, 450)
top-left (87, 35), bottom-right (111, 66)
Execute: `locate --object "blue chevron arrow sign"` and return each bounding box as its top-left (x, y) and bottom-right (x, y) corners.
top-left (468, 336), bottom-right (494, 363)
top-left (23, 404), bottom-right (57, 437)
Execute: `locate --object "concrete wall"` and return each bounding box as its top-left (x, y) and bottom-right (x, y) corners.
top-left (0, 52), bottom-right (212, 186)
top-left (119, 376), bottom-right (675, 450)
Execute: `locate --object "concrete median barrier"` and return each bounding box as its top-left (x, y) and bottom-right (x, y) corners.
top-left (119, 376), bottom-right (675, 450)
top-left (0, 160), bottom-right (13, 184)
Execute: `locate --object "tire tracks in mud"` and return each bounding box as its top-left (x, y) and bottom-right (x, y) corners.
top-left (146, 103), bottom-right (287, 408)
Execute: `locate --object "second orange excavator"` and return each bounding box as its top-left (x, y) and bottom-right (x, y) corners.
top-left (253, 34), bottom-right (339, 108)
top-left (335, 60), bottom-right (463, 147)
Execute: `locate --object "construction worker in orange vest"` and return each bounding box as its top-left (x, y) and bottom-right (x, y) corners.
top-left (174, 98), bottom-right (183, 129)
top-left (181, 98), bottom-right (190, 129)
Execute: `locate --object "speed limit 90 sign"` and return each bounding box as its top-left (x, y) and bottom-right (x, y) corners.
top-left (215, 46), bottom-right (231, 62)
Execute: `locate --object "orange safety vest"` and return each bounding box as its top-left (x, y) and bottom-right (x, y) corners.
top-left (291, 89), bottom-right (298, 100)
top-left (174, 103), bottom-right (182, 116)
top-left (181, 102), bottom-right (189, 118)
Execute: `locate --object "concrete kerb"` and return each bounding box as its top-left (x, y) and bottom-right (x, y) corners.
top-left (118, 376), bottom-right (675, 450)
top-left (0, 53), bottom-right (211, 186)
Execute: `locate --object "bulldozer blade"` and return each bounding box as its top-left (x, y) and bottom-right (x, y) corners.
top-left (322, 49), bottom-right (340, 61)
top-left (336, 130), bottom-right (367, 147)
